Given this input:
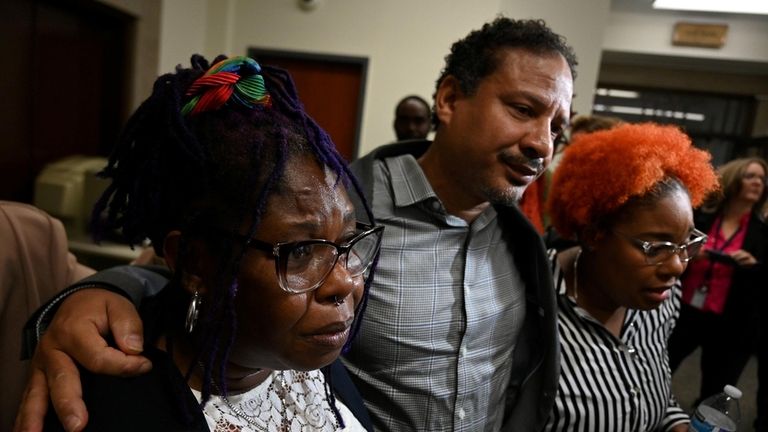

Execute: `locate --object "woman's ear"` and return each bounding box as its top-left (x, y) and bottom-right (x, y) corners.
top-left (163, 230), bottom-right (207, 295)
top-left (578, 225), bottom-right (604, 252)
top-left (163, 230), bottom-right (183, 272)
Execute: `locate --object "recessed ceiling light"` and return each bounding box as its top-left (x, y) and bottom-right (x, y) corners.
top-left (653, 0), bottom-right (768, 15)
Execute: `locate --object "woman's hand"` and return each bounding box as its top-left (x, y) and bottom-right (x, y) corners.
top-left (14, 289), bottom-right (150, 432)
top-left (669, 423), bottom-right (689, 432)
top-left (730, 249), bottom-right (758, 267)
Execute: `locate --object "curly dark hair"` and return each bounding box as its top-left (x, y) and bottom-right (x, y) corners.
top-left (90, 54), bottom-right (375, 424)
top-left (432, 17), bottom-right (578, 126)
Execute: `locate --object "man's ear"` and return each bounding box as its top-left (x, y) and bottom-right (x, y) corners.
top-left (163, 230), bottom-right (206, 295)
top-left (434, 75), bottom-right (462, 127)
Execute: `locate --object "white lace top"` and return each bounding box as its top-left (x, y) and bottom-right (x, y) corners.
top-left (191, 369), bottom-right (366, 432)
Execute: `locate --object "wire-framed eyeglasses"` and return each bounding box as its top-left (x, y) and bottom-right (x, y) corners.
top-left (236, 222), bottom-right (384, 294)
top-left (614, 228), bottom-right (708, 266)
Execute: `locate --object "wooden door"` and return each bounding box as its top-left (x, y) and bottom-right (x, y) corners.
top-left (0, 0), bottom-right (131, 202)
top-left (248, 48), bottom-right (368, 162)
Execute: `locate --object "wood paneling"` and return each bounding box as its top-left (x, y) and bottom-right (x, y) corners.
top-left (0, 0), bottom-right (131, 202)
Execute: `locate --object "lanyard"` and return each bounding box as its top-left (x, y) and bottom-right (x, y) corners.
top-left (710, 216), bottom-right (743, 252)
top-left (701, 215), bottom-right (744, 286)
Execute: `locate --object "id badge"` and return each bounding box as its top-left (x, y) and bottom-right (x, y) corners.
top-left (690, 287), bottom-right (707, 309)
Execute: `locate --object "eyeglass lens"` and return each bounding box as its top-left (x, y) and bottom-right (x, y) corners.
top-left (280, 230), bottom-right (381, 293)
top-left (644, 236), bottom-right (705, 264)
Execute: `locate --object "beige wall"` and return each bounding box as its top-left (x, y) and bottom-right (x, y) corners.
top-left (223, 0), bottom-right (503, 156)
top-left (157, 0), bottom-right (610, 156)
top-left (155, 0), bottom-right (767, 156)
top-left (157, 0), bottom-right (207, 74)
top-left (97, 0), bottom-right (160, 110)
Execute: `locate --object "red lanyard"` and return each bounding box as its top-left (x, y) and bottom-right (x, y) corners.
top-left (702, 215), bottom-right (744, 282)
top-left (710, 216), bottom-right (743, 252)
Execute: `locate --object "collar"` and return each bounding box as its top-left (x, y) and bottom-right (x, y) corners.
top-left (383, 153), bottom-right (499, 229)
top-left (384, 153), bottom-right (439, 208)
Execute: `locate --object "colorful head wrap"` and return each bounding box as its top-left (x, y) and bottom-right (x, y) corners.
top-left (181, 56), bottom-right (271, 116)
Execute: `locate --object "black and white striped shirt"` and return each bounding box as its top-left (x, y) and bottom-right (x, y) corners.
top-left (544, 250), bottom-right (689, 432)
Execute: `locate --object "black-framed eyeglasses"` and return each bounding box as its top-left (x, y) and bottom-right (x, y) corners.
top-left (614, 228), bottom-right (708, 266)
top-left (236, 222), bottom-right (384, 294)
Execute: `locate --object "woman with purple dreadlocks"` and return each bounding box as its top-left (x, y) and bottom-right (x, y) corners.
top-left (40, 55), bottom-right (381, 431)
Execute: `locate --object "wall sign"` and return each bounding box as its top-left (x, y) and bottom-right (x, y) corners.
top-left (672, 22), bottom-right (728, 48)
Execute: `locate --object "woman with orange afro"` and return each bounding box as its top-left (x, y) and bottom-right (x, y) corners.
top-left (542, 122), bottom-right (719, 432)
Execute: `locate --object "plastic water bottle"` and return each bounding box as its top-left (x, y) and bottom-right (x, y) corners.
top-left (688, 385), bottom-right (742, 432)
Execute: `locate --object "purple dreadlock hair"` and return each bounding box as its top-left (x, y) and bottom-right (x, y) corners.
top-left (90, 54), bottom-right (377, 425)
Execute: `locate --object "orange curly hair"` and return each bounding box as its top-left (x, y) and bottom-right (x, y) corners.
top-left (547, 122), bottom-right (719, 239)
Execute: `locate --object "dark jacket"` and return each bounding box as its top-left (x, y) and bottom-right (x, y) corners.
top-left (349, 141), bottom-right (559, 431)
top-left (44, 344), bottom-right (209, 431)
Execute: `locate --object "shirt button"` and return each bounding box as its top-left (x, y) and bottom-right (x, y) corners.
top-left (460, 346), bottom-right (467, 357)
top-left (627, 346), bottom-right (636, 354)
top-left (431, 200), bottom-right (441, 210)
top-left (458, 408), bottom-right (466, 419)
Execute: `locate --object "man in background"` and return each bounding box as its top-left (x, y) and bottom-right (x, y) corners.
top-left (393, 95), bottom-right (431, 141)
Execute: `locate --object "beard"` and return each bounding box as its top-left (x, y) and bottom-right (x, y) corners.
top-left (482, 183), bottom-right (528, 207)
top-left (484, 153), bottom-right (545, 207)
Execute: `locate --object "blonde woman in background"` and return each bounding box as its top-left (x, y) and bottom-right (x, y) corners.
top-left (668, 157), bottom-right (768, 429)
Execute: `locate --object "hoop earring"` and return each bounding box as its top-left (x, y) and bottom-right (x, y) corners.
top-left (185, 291), bottom-right (201, 333)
